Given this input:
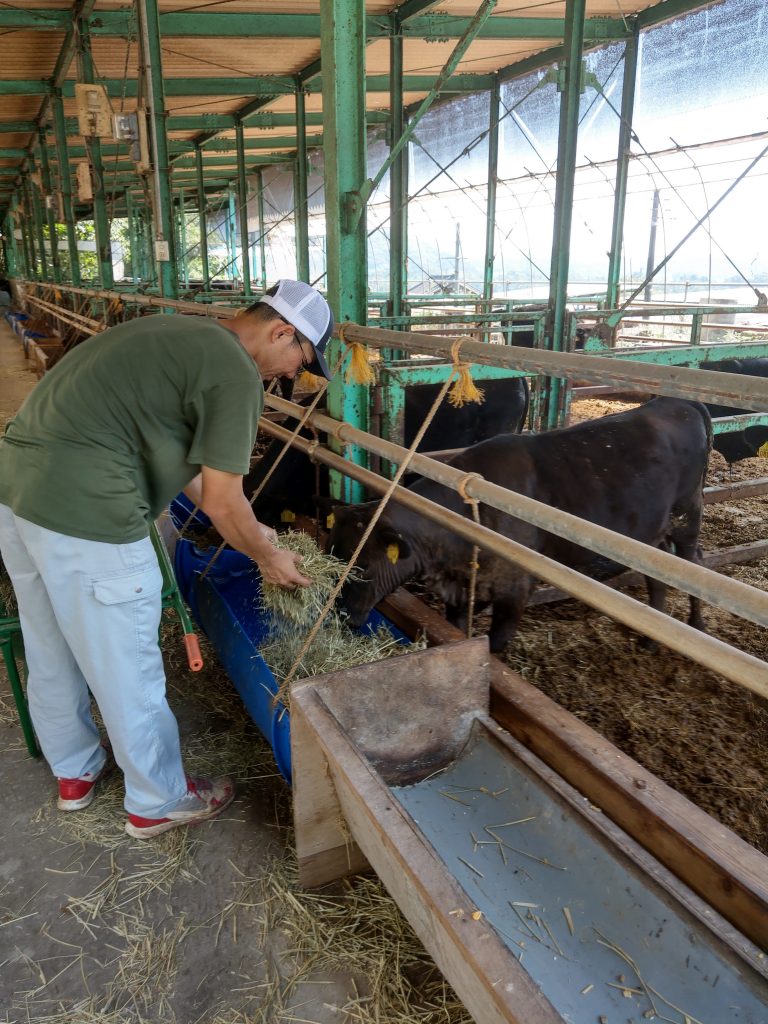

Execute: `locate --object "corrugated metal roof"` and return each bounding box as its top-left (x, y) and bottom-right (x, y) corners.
top-left (0, 0), bottom-right (710, 205)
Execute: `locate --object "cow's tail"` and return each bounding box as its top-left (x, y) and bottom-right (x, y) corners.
top-left (696, 399), bottom-right (714, 454)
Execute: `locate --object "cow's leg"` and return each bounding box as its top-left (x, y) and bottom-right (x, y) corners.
top-left (488, 580), bottom-right (531, 653)
top-left (639, 575), bottom-right (667, 651)
top-left (669, 509), bottom-right (707, 632)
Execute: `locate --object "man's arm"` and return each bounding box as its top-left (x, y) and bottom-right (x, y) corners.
top-left (184, 468), bottom-right (311, 588)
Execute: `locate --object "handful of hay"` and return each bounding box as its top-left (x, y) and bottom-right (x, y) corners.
top-left (259, 529), bottom-right (360, 629)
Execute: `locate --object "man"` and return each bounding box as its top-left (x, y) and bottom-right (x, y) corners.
top-left (0, 279), bottom-right (335, 838)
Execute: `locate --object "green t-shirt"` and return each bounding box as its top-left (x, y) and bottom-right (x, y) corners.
top-left (0, 314), bottom-right (263, 543)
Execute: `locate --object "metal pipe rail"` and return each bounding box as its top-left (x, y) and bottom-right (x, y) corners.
top-left (339, 323), bottom-right (768, 412)
top-left (259, 417), bottom-right (768, 700)
top-left (25, 294), bottom-right (104, 334)
top-left (22, 283), bottom-right (768, 410)
top-left (265, 394), bottom-right (768, 631)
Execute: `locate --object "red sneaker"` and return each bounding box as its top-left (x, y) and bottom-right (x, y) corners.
top-left (57, 750), bottom-right (114, 811)
top-left (125, 775), bottom-right (235, 839)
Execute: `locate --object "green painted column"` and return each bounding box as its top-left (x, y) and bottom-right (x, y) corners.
top-left (28, 161), bottom-right (48, 281)
top-left (37, 128), bottom-right (61, 283)
top-left (320, 0), bottom-right (369, 501)
top-left (543, 0), bottom-right (587, 429)
top-left (227, 187), bottom-right (237, 283)
top-left (256, 169), bottom-right (267, 290)
top-left (125, 190), bottom-right (138, 282)
top-left (605, 28), bottom-right (639, 311)
top-left (51, 89), bottom-right (80, 285)
top-left (294, 86), bottom-right (310, 282)
top-left (483, 79), bottom-right (500, 301)
top-left (23, 181), bottom-right (38, 279)
top-left (388, 22), bottom-right (408, 327)
top-left (195, 144), bottom-right (210, 289)
top-left (77, 17), bottom-right (114, 289)
top-left (137, 0), bottom-right (178, 299)
top-left (177, 188), bottom-right (189, 289)
top-left (235, 120), bottom-right (252, 296)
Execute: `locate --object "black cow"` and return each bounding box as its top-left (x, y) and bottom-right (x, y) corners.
top-left (327, 398), bottom-right (711, 652)
top-left (245, 375), bottom-right (530, 527)
top-left (699, 358), bottom-right (768, 463)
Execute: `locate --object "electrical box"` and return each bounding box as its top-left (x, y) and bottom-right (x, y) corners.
top-left (76, 161), bottom-right (93, 202)
top-left (154, 239), bottom-right (170, 262)
top-left (75, 83), bottom-right (114, 139)
top-left (112, 109), bottom-right (150, 171)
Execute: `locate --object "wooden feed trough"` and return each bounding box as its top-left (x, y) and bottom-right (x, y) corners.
top-left (292, 636), bottom-right (768, 1024)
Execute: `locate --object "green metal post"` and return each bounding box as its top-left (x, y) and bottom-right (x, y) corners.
top-left (28, 168), bottom-right (48, 281)
top-left (195, 144), bottom-right (210, 289)
top-left (126, 190), bottom-right (138, 282)
top-left (321, 0), bottom-right (369, 502)
top-left (77, 17), bottom-right (114, 289)
top-left (51, 89), bottom-right (80, 285)
top-left (294, 87), bottom-right (310, 282)
top-left (37, 128), bottom-right (61, 284)
top-left (256, 169), bottom-right (267, 290)
top-left (28, 183), bottom-right (40, 279)
top-left (19, 188), bottom-right (34, 278)
top-left (4, 206), bottom-right (18, 277)
top-left (178, 188), bottom-right (189, 289)
top-left (137, 0), bottom-right (178, 299)
top-left (235, 120), bottom-right (252, 296)
top-left (605, 28), bottom-right (639, 310)
top-left (483, 79), bottom-right (500, 302)
top-left (543, 0), bottom-right (587, 429)
top-left (388, 21), bottom-right (408, 327)
top-left (227, 187), bottom-right (237, 283)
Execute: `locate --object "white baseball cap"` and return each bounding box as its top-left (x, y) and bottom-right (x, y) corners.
top-left (258, 279), bottom-right (335, 379)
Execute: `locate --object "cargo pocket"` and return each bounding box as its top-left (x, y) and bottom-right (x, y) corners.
top-left (92, 564), bottom-right (163, 605)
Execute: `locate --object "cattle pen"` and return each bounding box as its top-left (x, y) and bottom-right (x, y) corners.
top-left (1, 2), bottom-right (768, 1023)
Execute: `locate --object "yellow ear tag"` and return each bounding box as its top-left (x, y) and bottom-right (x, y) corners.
top-left (759, 443), bottom-right (768, 458)
top-left (386, 542), bottom-right (400, 564)
top-left (280, 509), bottom-right (296, 523)
top-left (326, 513), bottom-right (335, 529)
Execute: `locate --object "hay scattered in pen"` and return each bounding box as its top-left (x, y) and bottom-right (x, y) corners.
top-left (259, 530), bottom-right (360, 629)
top-left (261, 612), bottom-right (425, 684)
top-left (0, 559), bottom-right (18, 616)
top-left (260, 855), bottom-right (473, 1024)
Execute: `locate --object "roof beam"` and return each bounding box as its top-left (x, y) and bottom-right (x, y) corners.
top-left (0, 9), bottom-right (630, 41)
top-left (0, 75), bottom-right (492, 98)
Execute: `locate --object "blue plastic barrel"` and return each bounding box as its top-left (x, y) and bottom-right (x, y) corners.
top-left (169, 497), bottom-right (408, 784)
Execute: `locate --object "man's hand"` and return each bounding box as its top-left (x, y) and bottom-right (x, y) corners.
top-left (194, 466), bottom-right (311, 589)
top-left (258, 547), bottom-right (312, 588)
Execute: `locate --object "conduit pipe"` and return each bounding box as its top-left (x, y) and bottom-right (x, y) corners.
top-left (339, 322), bottom-right (768, 412)
top-left (264, 393), bottom-right (768, 630)
top-left (259, 418), bottom-right (768, 700)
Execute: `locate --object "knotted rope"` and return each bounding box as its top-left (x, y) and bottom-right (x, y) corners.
top-left (456, 471), bottom-right (485, 637)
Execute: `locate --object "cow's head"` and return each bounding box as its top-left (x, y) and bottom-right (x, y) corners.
top-left (326, 503), bottom-right (417, 626)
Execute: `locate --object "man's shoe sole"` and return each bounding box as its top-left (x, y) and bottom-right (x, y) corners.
top-left (124, 790), bottom-right (235, 839)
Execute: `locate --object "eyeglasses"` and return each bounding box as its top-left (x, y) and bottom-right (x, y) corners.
top-left (294, 336), bottom-right (313, 372)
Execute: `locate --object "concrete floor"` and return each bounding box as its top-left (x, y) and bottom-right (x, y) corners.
top-left (0, 320), bottom-right (421, 1024)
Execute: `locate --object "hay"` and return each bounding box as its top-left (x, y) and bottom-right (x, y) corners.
top-left (260, 530), bottom-right (360, 629)
top-left (261, 612), bottom-right (425, 684)
top-left (260, 856), bottom-right (472, 1024)
top-left (0, 558), bottom-right (17, 616)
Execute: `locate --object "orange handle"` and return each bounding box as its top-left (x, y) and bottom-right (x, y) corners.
top-left (184, 633), bottom-right (204, 672)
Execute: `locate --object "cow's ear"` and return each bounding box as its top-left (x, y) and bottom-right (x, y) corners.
top-left (378, 526), bottom-right (411, 563)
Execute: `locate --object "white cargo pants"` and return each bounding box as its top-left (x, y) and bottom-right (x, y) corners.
top-left (0, 504), bottom-right (188, 817)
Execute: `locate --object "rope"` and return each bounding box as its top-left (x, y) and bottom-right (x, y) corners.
top-left (339, 322), bottom-right (376, 385)
top-left (456, 471), bottom-right (484, 638)
top-left (274, 339), bottom-right (472, 711)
